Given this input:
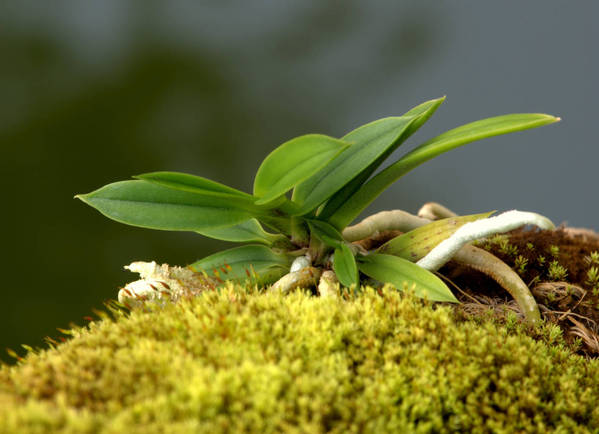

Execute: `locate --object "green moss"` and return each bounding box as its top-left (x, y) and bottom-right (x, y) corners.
top-left (2, 287), bottom-right (599, 433)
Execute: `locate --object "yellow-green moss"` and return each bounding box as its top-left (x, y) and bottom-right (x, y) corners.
top-left (1, 287), bottom-right (599, 433)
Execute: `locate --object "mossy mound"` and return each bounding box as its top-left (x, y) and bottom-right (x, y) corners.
top-left (1, 287), bottom-right (599, 433)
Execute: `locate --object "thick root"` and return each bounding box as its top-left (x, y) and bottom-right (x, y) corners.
top-left (417, 210), bottom-right (555, 271)
top-left (452, 245), bottom-right (541, 326)
top-left (318, 270), bottom-right (340, 297)
top-left (270, 267), bottom-right (322, 293)
top-left (342, 210), bottom-right (428, 242)
top-left (418, 202), bottom-right (458, 220)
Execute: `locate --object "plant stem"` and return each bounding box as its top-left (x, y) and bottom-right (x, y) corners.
top-left (260, 215), bottom-right (293, 236)
top-left (308, 232), bottom-right (331, 264)
top-left (290, 216), bottom-right (310, 246)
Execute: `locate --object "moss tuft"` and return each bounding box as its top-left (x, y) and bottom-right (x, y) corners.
top-left (1, 286), bottom-right (599, 433)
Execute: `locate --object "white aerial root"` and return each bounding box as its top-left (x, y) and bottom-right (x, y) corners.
top-left (412, 209), bottom-right (554, 326)
top-left (119, 261), bottom-right (216, 308)
top-left (417, 210), bottom-right (555, 271)
top-left (344, 204), bottom-right (554, 325)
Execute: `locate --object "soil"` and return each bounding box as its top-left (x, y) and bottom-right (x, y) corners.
top-left (360, 227), bottom-right (599, 359)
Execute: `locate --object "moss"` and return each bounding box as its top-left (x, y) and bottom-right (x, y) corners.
top-left (1, 286), bottom-right (599, 433)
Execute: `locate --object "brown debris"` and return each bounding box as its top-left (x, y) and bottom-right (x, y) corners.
top-left (354, 224), bottom-right (599, 357)
top-left (447, 227), bottom-right (599, 358)
top-left (568, 317), bottom-right (599, 354)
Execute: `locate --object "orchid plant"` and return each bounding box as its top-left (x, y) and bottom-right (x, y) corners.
top-left (76, 97), bottom-right (559, 325)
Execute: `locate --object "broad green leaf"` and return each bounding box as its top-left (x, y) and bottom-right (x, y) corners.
top-left (334, 244), bottom-right (358, 287)
top-left (317, 97), bottom-right (445, 220)
top-left (357, 253), bottom-right (458, 303)
top-left (377, 212), bottom-right (494, 260)
top-left (189, 245), bottom-right (292, 283)
top-left (136, 171), bottom-right (252, 198)
top-left (76, 180), bottom-right (262, 232)
top-left (307, 219), bottom-right (345, 247)
top-left (196, 218), bottom-right (286, 245)
top-left (292, 117), bottom-right (415, 216)
top-left (253, 134), bottom-right (350, 205)
top-left (330, 113), bottom-right (560, 229)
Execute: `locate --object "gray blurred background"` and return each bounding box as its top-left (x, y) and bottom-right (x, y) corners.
top-left (1, 1), bottom-right (597, 362)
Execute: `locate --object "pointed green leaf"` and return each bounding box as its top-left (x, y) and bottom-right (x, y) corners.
top-left (76, 180), bottom-right (261, 232)
top-left (197, 218), bottom-right (286, 245)
top-left (401, 96), bottom-right (447, 139)
top-left (253, 134), bottom-right (350, 205)
top-left (330, 113), bottom-right (560, 229)
top-left (136, 171), bottom-right (252, 198)
top-left (377, 212), bottom-right (494, 260)
top-left (292, 117), bottom-right (414, 215)
top-left (334, 244), bottom-right (358, 287)
top-left (358, 253), bottom-right (458, 303)
top-left (189, 245), bottom-right (292, 284)
top-left (307, 219), bottom-right (345, 247)
top-left (317, 97), bottom-right (445, 220)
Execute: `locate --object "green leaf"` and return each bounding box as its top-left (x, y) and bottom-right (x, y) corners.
top-left (307, 219), bottom-right (345, 247)
top-left (307, 219), bottom-right (358, 286)
top-left (330, 113), bottom-right (560, 229)
top-left (196, 218), bottom-right (286, 245)
top-left (357, 253), bottom-right (458, 303)
top-left (76, 180), bottom-right (262, 232)
top-left (292, 117), bottom-right (414, 216)
top-left (316, 97), bottom-right (445, 220)
top-left (189, 245), bottom-right (292, 284)
top-left (377, 212), bottom-right (494, 260)
top-left (136, 171), bottom-right (252, 198)
top-left (334, 244), bottom-right (358, 287)
top-left (401, 96), bottom-right (447, 139)
top-left (253, 134), bottom-right (350, 205)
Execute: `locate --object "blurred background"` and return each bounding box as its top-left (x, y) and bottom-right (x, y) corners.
top-left (1, 1), bottom-right (597, 362)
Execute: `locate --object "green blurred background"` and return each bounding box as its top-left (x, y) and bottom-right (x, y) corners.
top-left (1, 1), bottom-right (597, 363)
